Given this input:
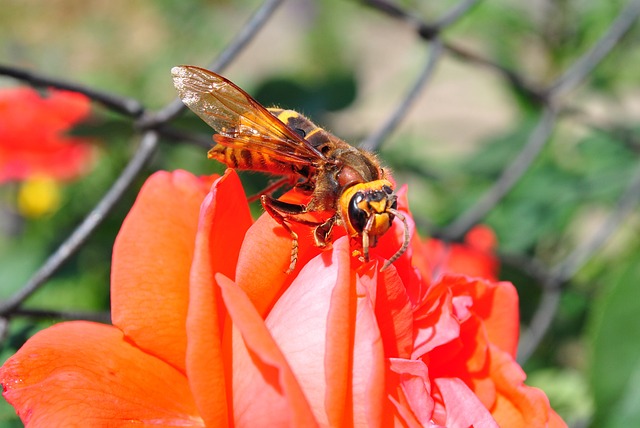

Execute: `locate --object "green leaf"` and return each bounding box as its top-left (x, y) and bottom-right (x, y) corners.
top-left (604, 360), bottom-right (640, 428)
top-left (588, 261), bottom-right (640, 426)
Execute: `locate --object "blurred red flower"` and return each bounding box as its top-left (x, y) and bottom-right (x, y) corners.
top-left (0, 169), bottom-right (566, 427)
top-left (420, 224), bottom-right (499, 282)
top-left (0, 87), bottom-right (94, 183)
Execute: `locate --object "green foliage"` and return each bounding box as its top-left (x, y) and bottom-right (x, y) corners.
top-left (588, 260), bottom-right (640, 427)
top-left (253, 70), bottom-right (357, 121)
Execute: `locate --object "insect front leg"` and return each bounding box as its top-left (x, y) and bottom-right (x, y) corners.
top-left (313, 216), bottom-right (337, 248)
top-left (261, 195), bottom-right (308, 274)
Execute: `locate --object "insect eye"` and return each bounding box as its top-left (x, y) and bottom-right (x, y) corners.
top-left (348, 192), bottom-right (368, 233)
top-left (294, 128), bottom-right (306, 138)
top-left (382, 185), bottom-right (393, 195)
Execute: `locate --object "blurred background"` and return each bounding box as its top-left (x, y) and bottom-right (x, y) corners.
top-left (1, 0), bottom-right (640, 426)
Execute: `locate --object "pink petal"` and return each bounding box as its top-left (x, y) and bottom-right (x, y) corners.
top-left (388, 358), bottom-right (435, 426)
top-left (217, 274), bottom-right (319, 428)
top-left (435, 377), bottom-right (498, 428)
top-left (262, 237), bottom-right (351, 426)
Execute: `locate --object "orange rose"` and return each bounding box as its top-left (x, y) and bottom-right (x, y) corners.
top-left (0, 169), bottom-right (565, 427)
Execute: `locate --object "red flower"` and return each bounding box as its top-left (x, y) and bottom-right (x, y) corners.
top-left (0, 169), bottom-right (566, 427)
top-left (420, 225), bottom-right (499, 282)
top-left (0, 87), bottom-right (94, 183)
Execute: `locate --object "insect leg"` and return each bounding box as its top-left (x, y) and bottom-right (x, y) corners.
top-left (261, 195), bottom-right (308, 273)
top-left (247, 177), bottom-right (292, 203)
top-left (313, 216), bottom-right (337, 248)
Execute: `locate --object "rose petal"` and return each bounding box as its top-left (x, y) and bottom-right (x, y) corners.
top-left (427, 312), bottom-right (493, 406)
top-left (489, 347), bottom-right (566, 428)
top-left (446, 276), bottom-right (520, 358)
top-left (387, 358), bottom-right (435, 426)
top-left (480, 281), bottom-right (519, 357)
top-left (322, 237), bottom-right (356, 426)
top-left (254, 237), bottom-right (349, 425)
top-left (217, 274), bottom-right (319, 428)
top-left (435, 377), bottom-right (498, 428)
top-left (421, 225), bottom-right (499, 283)
top-left (412, 288), bottom-right (461, 359)
top-left (465, 225), bottom-right (497, 252)
top-left (234, 210), bottom-right (320, 316)
top-left (111, 170), bottom-right (210, 372)
top-left (352, 275), bottom-right (386, 427)
top-left (186, 169), bottom-right (252, 426)
top-left (360, 265), bottom-right (414, 359)
top-left (0, 322), bottom-right (201, 427)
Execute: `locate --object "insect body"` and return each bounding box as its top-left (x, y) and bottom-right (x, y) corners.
top-left (172, 65), bottom-right (409, 273)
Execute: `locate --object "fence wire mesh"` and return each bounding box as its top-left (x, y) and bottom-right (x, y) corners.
top-left (1, 1), bottom-right (640, 426)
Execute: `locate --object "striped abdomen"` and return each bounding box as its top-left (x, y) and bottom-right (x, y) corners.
top-left (207, 144), bottom-right (299, 176)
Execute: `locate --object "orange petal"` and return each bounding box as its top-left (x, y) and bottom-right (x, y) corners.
top-left (111, 170), bottom-right (210, 372)
top-left (480, 281), bottom-right (519, 357)
top-left (447, 276), bottom-right (519, 357)
top-left (320, 237), bottom-right (356, 427)
top-left (351, 275), bottom-right (386, 427)
top-left (412, 288), bottom-right (461, 359)
top-left (234, 210), bottom-right (319, 316)
top-left (234, 213), bottom-right (291, 315)
top-left (0, 322), bottom-right (201, 427)
top-left (217, 274), bottom-right (319, 428)
top-left (489, 347), bottom-right (566, 428)
top-left (186, 169), bottom-right (252, 426)
top-left (361, 264), bottom-right (414, 359)
top-left (549, 408), bottom-right (569, 428)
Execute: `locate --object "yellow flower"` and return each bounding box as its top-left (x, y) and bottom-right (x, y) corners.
top-left (17, 175), bottom-right (61, 218)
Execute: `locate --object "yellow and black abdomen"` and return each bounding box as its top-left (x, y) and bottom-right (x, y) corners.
top-left (208, 142), bottom-right (296, 176)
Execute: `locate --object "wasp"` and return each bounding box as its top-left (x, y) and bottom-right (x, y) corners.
top-left (171, 65), bottom-right (409, 273)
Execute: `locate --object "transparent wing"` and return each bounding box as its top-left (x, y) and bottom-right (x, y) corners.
top-left (171, 65), bottom-right (327, 165)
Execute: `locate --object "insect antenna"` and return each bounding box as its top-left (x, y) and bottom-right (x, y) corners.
top-left (381, 208), bottom-right (410, 271)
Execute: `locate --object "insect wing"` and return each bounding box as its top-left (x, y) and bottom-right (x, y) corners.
top-left (171, 65), bottom-right (326, 165)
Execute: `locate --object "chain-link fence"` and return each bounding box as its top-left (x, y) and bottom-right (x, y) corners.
top-left (2, 1), bottom-right (640, 426)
